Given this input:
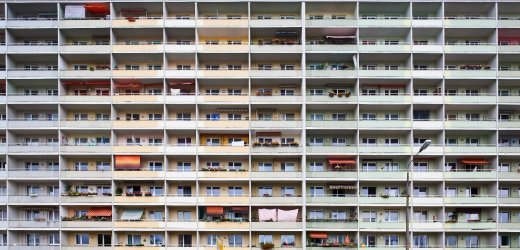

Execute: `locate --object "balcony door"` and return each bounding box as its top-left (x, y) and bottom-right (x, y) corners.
top-left (98, 234), bottom-right (111, 247)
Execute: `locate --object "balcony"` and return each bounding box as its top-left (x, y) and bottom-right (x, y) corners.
top-left (10, 246), bottom-right (59, 250)
top-left (61, 145), bottom-right (112, 154)
top-left (306, 170), bottom-right (358, 179)
top-left (359, 221), bottom-right (405, 230)
top-left (166, 220), bottom-right (197, 229)
top-left (165, 43), bottom-right (196, 53)
top-left (198, 119), bottom-right (249, 129)
top-left (412, 120), bottom-right (444, 130)
top-left (9, 220), bottom-right (60, 228)
top-left (197, 195), bottom-right (249, 205)
top-left (113, 42), bottom-right (163, 53)
top-left (113, 120), bottom-right (164, 129)
top-left (112, 17), bottom-right (164, 27)
top-left (114, 219), bottom-right (165, 228)
top-left (498, 197), bottom-right (520, 204)
top-left (306, 219), bottom-right (357, 229)
top-left (444, 94), bottom-right (496, 104)
top-left (411, 221), bottom-right (444, 231)
top-left (444, 17), bottom-right (496, 28)
top-left (198, 43), bottom-right (249, 53)
top-left (444, 195), bottom-right (496, 204)
top-left (250, 171), bottom-right (302, 179)
top-left (251, 17), bottom-right (302, 27)
top-left (196, 17), bottom-right (248, 28)
top-left (306, 95), bottom-right (358, 103)
top-left (306, 120), bottom-right (357, 129)
top-left (498, 96), bottom-right (520, 104)
top-left (498, 44), bottom-right (520, 53)
top-left (114, 194), bottom-right (165, 204)
top-left (114, 246), bottom-right (166, 250)
top-left (306, 69), bottom-right (356, 78)
top-left (306, 43), bottom-right (357, 52)
top-left (251, 221), bottom-right (303, 230)
top-left (498, 222), bottom-right (520, 230)
top-left (358, 94), bottom-right (411, 103)
top-left (358, 145), bottom-right (410, 154)
top-left (165, 145), bottom-right (196, 154)
top-left (59, 17), bottom-right (111, 28)
top-left (112, 144), bottom-right (164, 154)
top-left (444, 221), bottom-right (496, 230)
top-left (445, 170), bottom-right (496, 179)
top-left (412, 195), bottom-right (444, 206)
top-left (8, 144), bottom-right (58, 154)
top-left (412, 44), bottom-right (443, 53)
top-left (444, 145), bottom-right (497, 154)
top-left (251, 94), bottom-right (302, 103)
top-left (306, 18), bottom-right (357, 27)
top-left (112, 69), bottom-right (163, 78)
top-left (166, 195), bottom-right (197, 204)
top-left (164, 17), bottom-right (196, 27)
top-left (252, 44), bottom-right (303, 53)
top-left (7, 43), bottom-right (58, 53)
top-left (444, 69), bottom-right (496, 78)
top-left (358, 119), bottom-right (411, 129)
top-left (198, 169), bottom-right (249, 179)
top-left (250, 68), bottom-right (302, 78)
top-left (61, 195), bottom-right (112, 203)
top-left (306, 195), bottom-right (358, 205)
top-left (197, 94), bottom-right (248, 103)
top-left (358, 196), bottom-right (406, 205)
top-left (7, 94), bottom-right (58, 103)
top-left (498, 146), bottom-right (520, 154)
top-left (250, 195), bottom-right (302, 205)
top-left (498, 171), bottom-right (520, 180)
top-left (306, 146), bottom-right (357, 154)
top-left (7, 119), bottom-right (58, 128)
top-left (61, 220), bottom-right (113, 228)
top-left (251, 119), bottom-right (302, 128)
top-left (114, 170), bottom-right (164, 179)
top-left (8, 195), bottom-right (59, 204)
top-left (165, 119), bottom-right (196, 129)
top-left (358, 44), bottom-right (411, 53)
top-left (498, 70), bottom-right (520, 78)
top-left (197, 69), bottom-right (248, 78)
top-left (113, 94), bottom-right (163, 103)
top-left (7, 69), bottom-right (58, 78)
top-left (412, 17), bottom-right (443, 27)
top-left (60, 95), bottom-right (112, 103)
top-left (8, 169), bottom-right (59, 178)
top-left (60, 120), bottom-right (111, 129)
top-left (358, 17), bottom-right (411, 27)
top-left (198, 145), bottom-right (249, 154)
top-left (165, 69), bottom-right (196, 78)
top-left (359, 171), bottom-right (406, 180)
top-left (444, 120), bottom-right (496, 129)
top-left (251, 145), bottom-right (302, 154)
top-left (444, 43), bottom-right (497, 53)
top-left (7, 17), bottom-right (58, 27)
top-left (198, 220), bottom-right (250, 230)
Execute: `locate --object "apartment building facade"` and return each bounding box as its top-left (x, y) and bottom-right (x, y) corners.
top-left (0, 0), bottom-right (519, 249)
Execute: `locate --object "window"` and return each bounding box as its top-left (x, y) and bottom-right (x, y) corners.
top-left (445, 187), bottom-right (457, 197)
top-left (384, 210), bottom-right (400, 222)
top-left (499, 235), bottom-right (510, 248)
top-left (228, 113), bottom-right (242, 121)
top-left (332, 210), bottom-right (347, 220)
top-left (75, 162), bottom-right (88, 171)
top-left (361, 113), bottom-right (376, 120)
top-left (414, 235), bottom-right (428, 248)
top-left (499, 187), bottom-right (510, 198)
top-left (385, 113), bottom-right (399, 120)
top-left (281, 235), bottom-right (295, 246)
top-left (76, 234), bottom-right (89, 245)
top-left (228, 186), bottom-right (243, 197)
top-left (96, 113), bottom-right (110, 121)
top-left (384, 89), bottom-right (399, 95)
top-left (414, 162), bottom-right (428, 172)
top-left (362, 64), bottom-right (377, 70)
top-left (150, 186), bottom-right (163, 196)
top-left (309, 89), bottom-right (324, 96)
top-left (309, 210), bottom-right (325, 220)
top-left (281, 186), bottom-right (295, 197)
top-left (228, 162), bottom-right (242, 171)
top-left (446, 236), bottom-right (457, 247)
top-left (178, 235), bottom-right (192, 247)
top-left (310, 186), bottom-right (324, 197)
top-left (258, 187), bottom-right (273, 197)
top-left (206, 187), bottom-right (220, 197)
top-left (332, 113), bottom-right (347, 121)
top-left (259, 235), bottom-right (273, 244)
top-left (414, 89), bottom-right (428, 96)
top-left (281, 162), bottom-right (295, 172)
top-left (385, 138), bottom-right (400, 145)
top-left (73, 64), bottom-right (88, 70)
top-left (150, 234), bottom-right (164, 246)
top-left (414, 187), bottom-right (428, 197)
top-left (362, 138), bottom-right (376, 145)
top-left (177, 211), bottom-right (191, 221)
top-left (228, 235), bottom-right (243, 247)
top-left (177, 162), bottom-right (191, 172)
top-left (47, 89), bottom-right (58, 96)
top-left (384, 187), bottom-right (400, 197)
top-left (361, 235), bottom-right (376, 247)
top-left (466, 236), bottom-right (479, 248)
top-left (498, 163), bottom-right (510, 172)
top-left (499, 211), bottom-right (510, 223)
top-left (177, 186), bottom-right (191, 197)
top-left (309, 137), bottom-right (324, 146)
top-left (280, 89), bottom-right (295, 96)
top-left (384, 162), bottom-right (399, 172)
top-left (332, 137), bottom-right (347, 146)
top-left (445, 138), bottom-right (457, 146)
top-left (385, 235), bottom-right (399, 246)
top-left (309, 162), bottom-right (324, 172)
top-left (362, 162), bottom-right (377, 172)
top-left (466, 113), bottom-right (480, 121)
top-left (310, 113), bottom-right (324, 121)
top-left (413, 211), bottom-right (428, 222)
top-left (414, 64), bottom-right (428, 70)
top-left (125, 65), bottom-right (139, 70)
top-left (384, 40), bottom-right (399, 45)
top-left (385, 65), bottom-right (399, 70)
top-left (362, 211), bottom-right (377, 222)
top-left (258, 162), bottom-right (273, 172)
top-left (465, 89), bottom-right (479, 96)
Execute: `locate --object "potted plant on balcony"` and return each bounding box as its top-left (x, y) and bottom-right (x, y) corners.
top-left (263, 193), bottom-right (272, 197)
top-left (337, 92), bottom-right (344, 97)
top-left (271, 141), bottom-right (280, 146)
top-left (115, 188), bottom-right (123, 196)
top-left (345, 92), bottom-right (351, 97)
top-left (329, 92), bottom-right (336, 97)
top-left (289, 142), bottom-right (299, 147)
top-left (89, 66), bottom-right (95, 71)
top-left (380, 194), bottom-right (390, 199)
top-left (260, 243), bottom-right (274, 250)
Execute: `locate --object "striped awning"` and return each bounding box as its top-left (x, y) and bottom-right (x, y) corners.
top-left (87, 207), bottom-right (112, 217)
top-left (329, 184), bottom-right (357, 190)
top-left (120, 209), bottom-right (143, 220)
top-left (459, 159), bottom-right (490, 165)
top-left (21, 206), bottom-right (57, 211)
top-left (328, 159), bottom-right (356, 165)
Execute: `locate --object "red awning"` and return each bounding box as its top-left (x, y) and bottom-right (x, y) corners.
top-left (169, 82), bottom-right (194, 86)
top-left (328, 159), bottom-right (356, 165)
top-left (144, 83), bottom-right (164, 87)
top-left (87, 207), bottom-right (112, 217)
top-left (231, 206), bottom-right (248, 212)
top-left (206, 206), bottom-right (224, 215)
top-left (84, 3), bottom-right (109, 14)
top-left (256, 132), bottom-right (281, 136)
top-left (310, 233), bottom-right (328, 239)
top-left (459, 159), bottom-right (490, 165)
top-left (115, 155), bottom-right (141, 170)
top-left (114, 83), bottom-right (141, 88)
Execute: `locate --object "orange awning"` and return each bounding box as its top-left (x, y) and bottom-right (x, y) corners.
top-left (256, 132), bottom-right (281, 136)
top-left (310, 233), bottom-right (328, 239)
top-left (115, 155), bottom-right (141, 170)
top-left (114, 83), bottom-right (141, 88)
top-left (206, 206), bottom-right (224, 215)
top-left (232, 206), bottom-right (249, 212)
top-left (328, 159), bottom-right (356, 165)
top-left (63, 81), bottom-right (110, 85)
top-left (459, 159), bottom-right (490, 165)
top-left (87, 207), bottom-right (112, 217)
top-left (169, 82), bottom-right (194, 86)
top-left (84, 3), bottom-right (109, 14)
